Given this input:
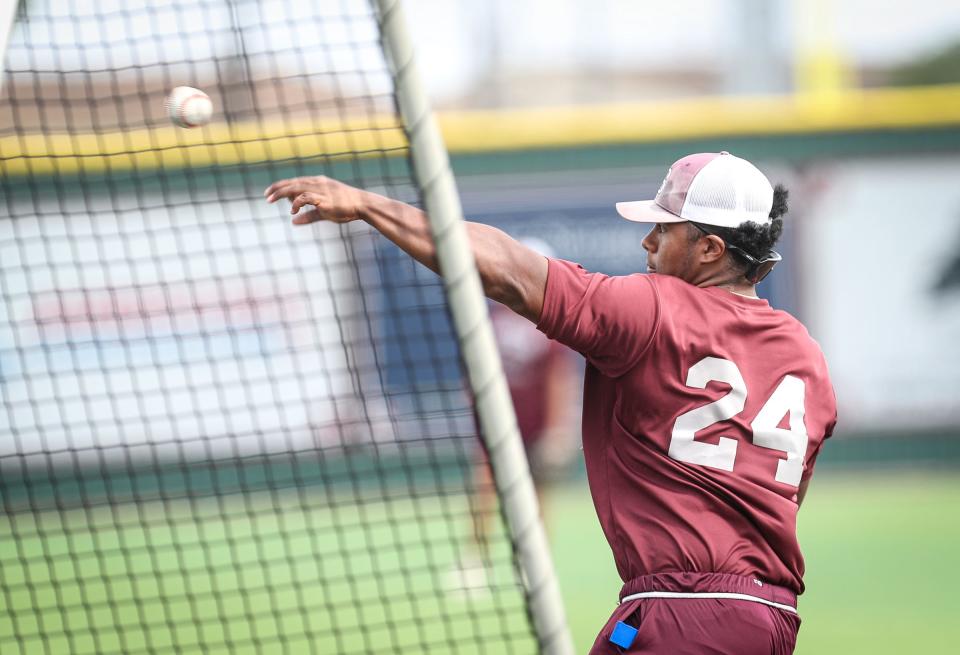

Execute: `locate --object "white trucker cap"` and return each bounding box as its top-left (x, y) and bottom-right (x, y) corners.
top-left (616, 152), bottom-right (774, 229)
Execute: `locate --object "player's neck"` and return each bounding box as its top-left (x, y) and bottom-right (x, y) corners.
top-left (720, 284), bottom-right (760, 298)
top-left (693, 270), bottom-right (758, 298)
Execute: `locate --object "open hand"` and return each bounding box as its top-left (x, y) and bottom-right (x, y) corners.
top-left (264, 176), bottom-right (367, 225)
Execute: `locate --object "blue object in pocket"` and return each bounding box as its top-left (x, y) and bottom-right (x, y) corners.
top-left (609, 621), bottom-right (638, 649)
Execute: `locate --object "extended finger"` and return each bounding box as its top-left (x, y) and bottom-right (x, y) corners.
top-left (264, 180), bottom-right (302, 203)
top-left (265, 176), bottom-right (315, 200)
top-left (263, 179), bottom-right (290, 200)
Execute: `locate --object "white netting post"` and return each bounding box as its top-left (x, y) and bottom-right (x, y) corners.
top-left (372, 1), bottom-right (575, 653)
top-left (0, 0), bottom-right (18, 94)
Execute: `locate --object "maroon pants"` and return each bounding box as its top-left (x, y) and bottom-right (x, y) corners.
top-left (589, 572), bottom-right (801, 655)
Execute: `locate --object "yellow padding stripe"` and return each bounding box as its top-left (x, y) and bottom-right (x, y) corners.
top-left (0, 117), bottom-right (409, 177)
top-left (439, 85), bottom-right (960, 152)
top-left (3, 85), bottom-right (960, 177)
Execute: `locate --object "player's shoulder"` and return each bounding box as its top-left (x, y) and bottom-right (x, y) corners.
top-left (647, 274), bottom-right (822, 343)
top-left (548, 258), bottom-right (659, 301)
top-left (643, 272), bottom-right (698, 296)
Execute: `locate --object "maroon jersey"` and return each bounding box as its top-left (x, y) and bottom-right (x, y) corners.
top-left (490, 303), bottom-right (568, 444)
top-left (537, 259), bottom-right (836, 594)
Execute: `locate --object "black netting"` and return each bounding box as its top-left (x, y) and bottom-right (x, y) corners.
top-left (0, 1), bottom-right (535, 653)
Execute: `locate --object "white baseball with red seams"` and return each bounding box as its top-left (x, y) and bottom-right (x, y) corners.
top-left (165, 86), bottom-right (213, 128)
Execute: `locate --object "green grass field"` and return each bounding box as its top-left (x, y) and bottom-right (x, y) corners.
top-left (2, 469), bottom-right (957, 653)
top-left (0, 488), bottom-right (533, 655)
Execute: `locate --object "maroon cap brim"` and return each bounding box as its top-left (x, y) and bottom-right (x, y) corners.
top-left (615, 200), bottom-right (685, 224)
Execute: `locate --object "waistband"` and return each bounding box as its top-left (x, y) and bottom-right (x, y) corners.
top-left (618, 572), bottom-right (798, 614)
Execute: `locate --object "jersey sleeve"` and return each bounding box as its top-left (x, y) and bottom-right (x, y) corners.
top-left (536, 258), bottom-right (660, 377)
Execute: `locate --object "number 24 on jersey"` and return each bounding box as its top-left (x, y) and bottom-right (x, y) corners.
top-left (669, 356), bottom-right (808, 487)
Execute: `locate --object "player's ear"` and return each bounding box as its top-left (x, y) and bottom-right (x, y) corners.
top-left (699, 234), bottom-right (726, 264)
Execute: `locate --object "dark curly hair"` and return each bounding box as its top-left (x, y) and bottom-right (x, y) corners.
top-left (687, 184), bottom-right (789, 280)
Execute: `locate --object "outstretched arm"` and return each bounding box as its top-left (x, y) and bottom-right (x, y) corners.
top-left (265, 176), bottom-right (547, 322)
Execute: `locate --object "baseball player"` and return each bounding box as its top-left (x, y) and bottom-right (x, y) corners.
top-left (264, 151), bottom-right (837, 654)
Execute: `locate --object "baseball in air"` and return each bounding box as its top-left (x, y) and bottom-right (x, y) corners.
top-left (165, 86), bottom-right (213, 128)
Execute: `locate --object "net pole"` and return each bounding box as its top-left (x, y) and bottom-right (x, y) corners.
top-left (0, 0), bottom-right (17, 94)
top-left (372, 2), bottom-right (575, 653)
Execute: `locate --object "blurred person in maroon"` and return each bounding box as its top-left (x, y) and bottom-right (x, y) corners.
top-left (469, 238), bottom-right (578, 567)
top-left (445, 237), bottom-right (578, 597)
top-left (266, 151), bottom-right (837, 654)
